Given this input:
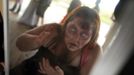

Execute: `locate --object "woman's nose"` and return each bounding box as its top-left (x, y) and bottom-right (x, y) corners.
top-left (74, 34), bottom-right (80, 44)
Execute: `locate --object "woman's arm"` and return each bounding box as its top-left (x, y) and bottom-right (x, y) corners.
top-left (16, 23), bottom-right (60, 51)
top-left (80, 44), bottom-right (101, 75)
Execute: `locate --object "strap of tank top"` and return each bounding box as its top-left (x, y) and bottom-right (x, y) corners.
top-left (80, 44), bottom-right (96, 68)
top-left (80, 47), bottom-right (89, 68)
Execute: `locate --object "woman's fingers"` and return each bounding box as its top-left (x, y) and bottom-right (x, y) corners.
top-left (38, 62), bottom-right (46, 74)
top-left (55, 66), bottom-right (64, 75)
top-left (39, 31), bottom-right (50, 42)
top-left (44, 32), bottom-right (58, 46)
top-left (38, 58), bottom-right (52, 74)
top-left (36, 31), bottom-right (50, 45)
top-left (46, 37), bottom-right (57, 47)
top-left (48, 42), bottom-right (56, 50)
top-left (42, 58), bottom-right (46, 70)
top-left (39, 58), bottom-right (64, 75)
top-left (44, 59), bottom-right (64, 75)
top-left (45, 58), bottom-right (53, 71)
top-left (38, 31), bottom-right (58, 46)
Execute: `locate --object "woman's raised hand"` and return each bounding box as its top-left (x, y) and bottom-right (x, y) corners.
top-left (16, 23), bottom-right (60, 51)
top-left (36, 25), bottom-right (59, 47)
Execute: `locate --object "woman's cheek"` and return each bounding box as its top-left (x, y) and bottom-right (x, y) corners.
top-left (84, 38), bottom-right (92, 46)
top-left (65, 31), bottom-right (74, 40)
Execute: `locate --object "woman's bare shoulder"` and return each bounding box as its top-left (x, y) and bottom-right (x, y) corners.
top-left (80, 43), bottom-right (101, 75)
top-left (85, 43), bottom-right (102, 63)
top-left (94, 43), bottom-right (101, 51)
top-left (89, 43), bottom-right (101, 55)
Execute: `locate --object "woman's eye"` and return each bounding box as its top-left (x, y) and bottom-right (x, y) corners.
top-left (71, 27), bottom-right (76, 32)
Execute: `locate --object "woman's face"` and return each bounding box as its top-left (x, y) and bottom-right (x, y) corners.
top-left (64, 17), bottom-right (94, 52)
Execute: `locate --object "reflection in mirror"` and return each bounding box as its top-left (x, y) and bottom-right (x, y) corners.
top-left (8, 0), bottom-right (120, 75)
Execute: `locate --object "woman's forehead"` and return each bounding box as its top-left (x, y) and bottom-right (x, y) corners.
top-left (72, 18), bottom-right (94, 30)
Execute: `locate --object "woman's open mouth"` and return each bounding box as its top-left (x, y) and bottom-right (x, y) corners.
top-left (68, 43), bottom-right (79, 50)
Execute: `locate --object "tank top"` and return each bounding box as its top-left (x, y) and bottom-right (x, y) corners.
top-left (10, 46), bottom-right (80, 75)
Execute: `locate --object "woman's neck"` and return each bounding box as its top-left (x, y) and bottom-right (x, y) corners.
top-left (67, 48), bottom-right (82, 63)
top-left (57, 41), bottom-right (82, 64)
top-left (55, 40), bottom-right (81, 55)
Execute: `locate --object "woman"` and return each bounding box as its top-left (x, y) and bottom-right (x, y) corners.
top-left (11, 6), bottom-right (101, 75)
